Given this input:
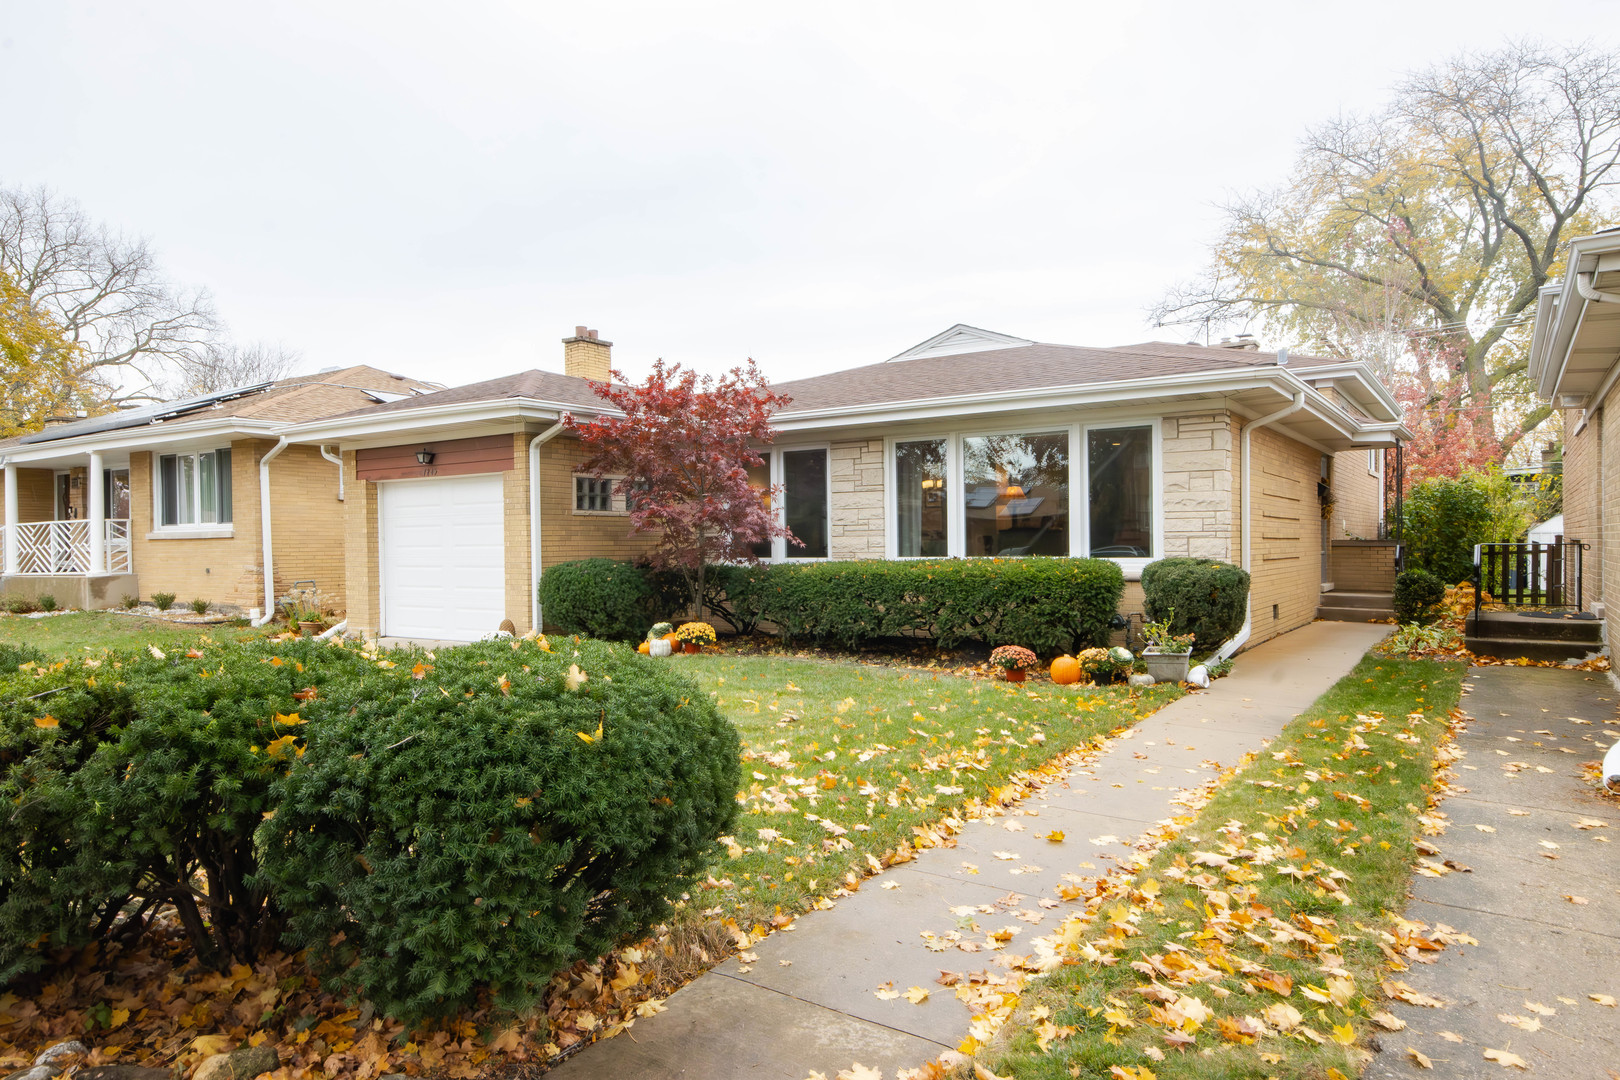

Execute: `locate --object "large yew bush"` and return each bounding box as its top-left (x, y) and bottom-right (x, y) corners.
top-left (0, 638), bottom-right (372, 982)
top-left (257, 637), bottom-right (740, 1021)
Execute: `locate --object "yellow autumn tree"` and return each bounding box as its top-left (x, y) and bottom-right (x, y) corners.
top-left (1154, 41), bottom-right (1620, 455)
top-left (1, 268), bottom-right (85, 438)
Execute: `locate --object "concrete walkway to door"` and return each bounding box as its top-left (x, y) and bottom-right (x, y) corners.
top-left (550, 621), bottom-right (1391, 1080)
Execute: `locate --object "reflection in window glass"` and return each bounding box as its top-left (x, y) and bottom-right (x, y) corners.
top-left (895, 439), bottom-right (948, 557)
top-left (961, 432), bottom-right (1068, 557)
top-left (747, 455), bottom-right (772, 559)
top-left (1088, 426), bottom-right (1153, 557)
top-left (783, 449), bottom-right (828, 559)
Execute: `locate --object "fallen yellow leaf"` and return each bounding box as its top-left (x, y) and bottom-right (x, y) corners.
top-left (1482, 1047), bottom-right (1529, 1069)
top-left (1407, 1048), bottom-right (1433, 1069)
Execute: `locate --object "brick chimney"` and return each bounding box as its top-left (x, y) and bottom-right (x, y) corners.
top-left (563, 326), bottom-right (612, 381)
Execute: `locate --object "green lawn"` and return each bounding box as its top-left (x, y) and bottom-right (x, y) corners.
top-left (985, 654), bottom-right (1467, 1079)
top-left (670, 652), bottom-right (1184, 926)
top-left (0, 610), bottom-right (262, 656)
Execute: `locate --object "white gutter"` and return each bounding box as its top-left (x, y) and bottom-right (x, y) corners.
top-left (528, 422), bottom-right (567, 633)
top-left (253, 438), bottom-right (291, 627)
top-left (1575, 272), bottom-right (1620, 305)
top-left (319, 445), bottom-right (344, 501)
top-left (1214, 391), bottom-right (1307, 662)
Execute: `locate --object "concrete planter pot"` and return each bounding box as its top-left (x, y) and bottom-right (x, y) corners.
top-left (1141, 648), bottom-right (1192, 683)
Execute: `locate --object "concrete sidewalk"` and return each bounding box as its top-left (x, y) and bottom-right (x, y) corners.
top-left (552, 621), bottom-right (1390, 1080)
top-left (1366, 665), bottom-right (1620, 1079)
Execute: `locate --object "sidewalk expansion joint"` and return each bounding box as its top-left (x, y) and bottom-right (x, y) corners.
top-left (707, 970), bottom-right (956, 1050)
top-left (1409, 897), bottom-right (1620, 941)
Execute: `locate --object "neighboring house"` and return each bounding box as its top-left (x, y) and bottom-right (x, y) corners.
top-left (280, 325), bottom-right (1407, 648)
top-left (0, 367), bottom-right (436, 616)
top-left (1529, 225), bottom-right (1620, 641)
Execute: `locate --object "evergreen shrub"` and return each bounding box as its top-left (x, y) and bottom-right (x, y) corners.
top-left (258, 637), bottom-right (740, 1022)
top-left (539, 557), bottom-right (656, 641)
top-left (1401, 476), bottom-right (1494, 585)
top-left (1140, 558), bottom-right (1251, 653)
top-left (0, 638), bottom-right (372, 982)
top-left (1393, 568), bottom-right (1446, 625)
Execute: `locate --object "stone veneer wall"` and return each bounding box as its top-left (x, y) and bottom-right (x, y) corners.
top-left (830, 438), bottom-right (886, 559)
top-left (1161, 413), bottom-right (1236, 559)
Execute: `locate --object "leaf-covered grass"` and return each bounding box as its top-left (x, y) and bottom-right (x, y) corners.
top-left (0, 611), bottom-right (259, 655)
top-left (671, 653), bottom-right (1183, 926)
top-left (986, 654), bottom-right (1466, 1079)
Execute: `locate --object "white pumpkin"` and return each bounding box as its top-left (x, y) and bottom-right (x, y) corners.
top-left (649, 638), bottom-right (673, 657)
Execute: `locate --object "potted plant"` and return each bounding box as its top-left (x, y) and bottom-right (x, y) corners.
top-left (675, 621), bottom-right (716, 653)
top-left (989, 645), bottom-right (1038, 682)
top-left (280, 594), bottom-right (325, 637)
top-left (1140, 613), bottom-right (1196, 683)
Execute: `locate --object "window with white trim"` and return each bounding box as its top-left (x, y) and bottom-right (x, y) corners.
top-left (1368, 448), bottom-right (1380, 476)
top-left (1087, 426), bottom-right (1153, 558)
top-left (158, 449), bottom-right (232, 526)
top-left (963, 431), bottom-right (1069, 557)
top-left (746, 449), bottom-right (830, 560)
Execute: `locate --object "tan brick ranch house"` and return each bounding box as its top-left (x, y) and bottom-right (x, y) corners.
top-left (278, 324), bottom-right (1408, 649)
top-left (0, 367), bottom-right (436, 618)
top-left (1531, 226), bottom-right (1620, 646)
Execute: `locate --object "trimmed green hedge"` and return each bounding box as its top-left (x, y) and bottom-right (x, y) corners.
top-left (679, 557), bottom-right (1122, 654)
top-left (1140, 558), bottom-right (1250, 654)
top-left (539, 557), bottom-right (659, 641)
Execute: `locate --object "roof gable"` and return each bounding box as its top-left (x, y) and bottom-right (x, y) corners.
top-left (887, 324), bottom-right (1034, 361)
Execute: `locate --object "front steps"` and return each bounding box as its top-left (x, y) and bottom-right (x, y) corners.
top-left (1465, 610), bottom-right (1603, 662)
top-left (1316, 590), bottom-right (1393, 622)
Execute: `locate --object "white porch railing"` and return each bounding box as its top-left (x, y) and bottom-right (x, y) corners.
top-left (1, 519), bottom-right (130, 575)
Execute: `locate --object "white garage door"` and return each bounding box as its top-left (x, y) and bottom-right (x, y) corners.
top-left (379, 473), bottom-right (506, 641)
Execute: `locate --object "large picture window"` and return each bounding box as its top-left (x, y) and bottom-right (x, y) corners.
top-left (1087, 426), bottom-right (1152, 557)
top-left (158, 449), bottom-right (232, 527)
top-left (962, 432), bottom-right (1068, 557)
top-left (894, 439), bottom-right (948, 557)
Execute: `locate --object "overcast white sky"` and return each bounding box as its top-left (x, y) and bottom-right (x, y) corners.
top-left (3, 2), bottom-right (1610, 387)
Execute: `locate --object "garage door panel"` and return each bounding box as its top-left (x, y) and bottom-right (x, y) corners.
top-left (379, 474), bottom-right (506, 641)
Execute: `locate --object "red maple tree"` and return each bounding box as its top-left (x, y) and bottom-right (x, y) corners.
top-left (562, 358), bottom-right (794, 613)
top-left (1384, 334), bottom-right (1506, 501)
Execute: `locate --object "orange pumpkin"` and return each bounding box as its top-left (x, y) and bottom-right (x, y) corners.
top-left (1049, 655), bottom-right (1081, 685)
top-left (664, 633), bottom-right (679, 649)
top-left (637, 641), bottom-right (650, 654)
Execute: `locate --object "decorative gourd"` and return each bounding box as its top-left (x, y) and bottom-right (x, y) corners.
top-left (1049, 655), bottom-right (1080, 685)
top-left (649, 638), bottom-right (673, 657)
top-left (637, 641), bottom-right (651, 655)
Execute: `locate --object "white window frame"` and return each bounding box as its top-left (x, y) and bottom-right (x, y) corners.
top-left (757, 443), bottom-right (832, 562)
top-left (150, 446), bottom-right (234, 538)
top-left (882, 417), bottom-right (1163, 576)
top-left (1079, 418), bottom-right (1163, 580)
top-left (1367, 448), bottom-right (1380, 476)
top-left (572, 474), bottom-right (632, 515)
top-left (883, 434), bottom-right (953, 559)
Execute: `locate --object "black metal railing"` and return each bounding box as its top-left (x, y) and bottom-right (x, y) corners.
top-left (1473, 538), bottom-right (1586, 618)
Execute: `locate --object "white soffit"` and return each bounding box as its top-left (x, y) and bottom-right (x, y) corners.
top-left (887, 324), bottom-right (1035, 362)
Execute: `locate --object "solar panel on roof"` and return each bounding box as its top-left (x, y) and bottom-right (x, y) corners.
top-left (18, 380), bottom-right (277, 444)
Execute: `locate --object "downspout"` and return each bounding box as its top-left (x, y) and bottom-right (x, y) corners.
top-left (253, 438), bottom-right (291, 627)
top-left (529, 422), bottom-right (567, 633)
top-left (1213, 391), bottom-right (1307, 662)
top-left (1575, 272), bottom-right (1620, 305)
top-left (319, 445), bottom-right (344, 501)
